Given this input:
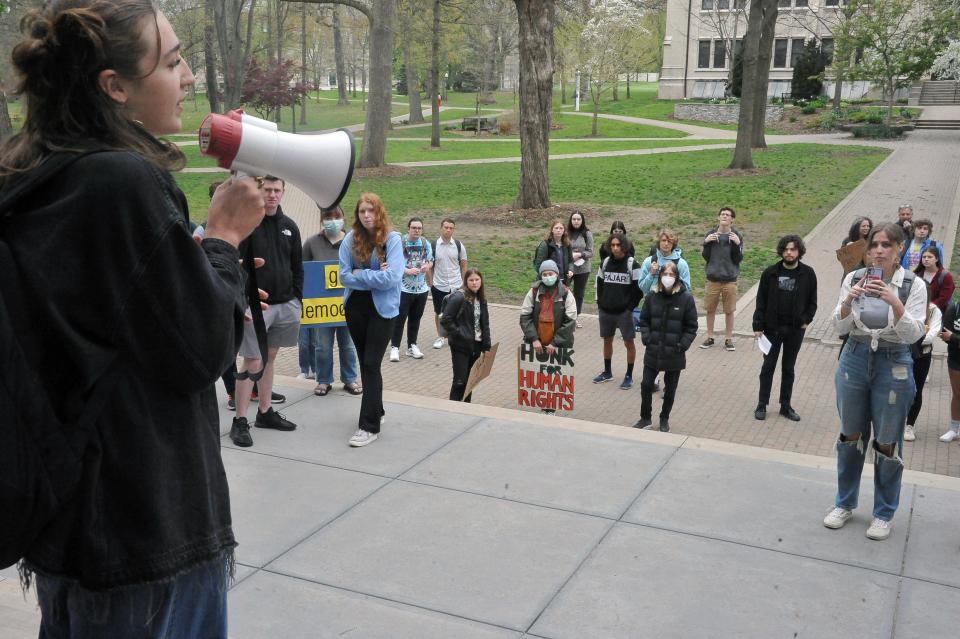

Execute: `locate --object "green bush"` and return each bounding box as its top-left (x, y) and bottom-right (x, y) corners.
top-left (801, 105), bottom-right (817, 115)
top-left (817, 112), bottom-right (840, 129)
top-left (808, 98), bottom-right (826, 109)
top-left (789, 115), bottom-right (798, 122)
top-left (896, 98), bottom-right (908, 105)
top-left (852, 124), bottom-right (903, 139)
top-left (865, 111), bottom-right (884, 124)
top-left (848, 111), bottom-right (867, 123)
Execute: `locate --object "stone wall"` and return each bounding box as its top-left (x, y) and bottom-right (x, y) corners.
top-left (674, 103), bottom-right (784, 125)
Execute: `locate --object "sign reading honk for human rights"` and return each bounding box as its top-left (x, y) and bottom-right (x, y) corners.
top-left (301, 260), bottom-right (346, 327)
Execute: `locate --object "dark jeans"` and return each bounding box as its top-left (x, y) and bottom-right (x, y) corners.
top-left (450, 340), bottom-right (483, 402)
top-left (907, 352), bottom-right (933, 426)
top-left (571, 272), bottom-right (589, 315)
top-left (36, 557), bottom-right (229, 638)
top-left (758, 327), bottom-right (805, 407)
top-left (346, 291), bottom-right (394, 433)
top-left (392, 290), bottom-right (429, 348)
top-left (640, 365), bottom-right (681, 419)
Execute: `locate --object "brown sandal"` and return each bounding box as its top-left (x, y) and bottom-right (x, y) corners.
top-left (344, 382), bottom-right (363, 395)
top-left (313, 383), bottom-right (330, 397)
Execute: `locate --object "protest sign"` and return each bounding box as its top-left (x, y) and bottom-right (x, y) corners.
top-left (836, 239), bottom-right (866, 274)
top-left (463, 342), bottom-right (499, 400)
top-left (517, 343), bottom-right (575, 412)
top-left (301, 261), bottom-right (346, 327)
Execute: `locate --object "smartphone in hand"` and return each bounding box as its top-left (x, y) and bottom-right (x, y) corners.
top-left (866, 266), bottom-right (883, 297)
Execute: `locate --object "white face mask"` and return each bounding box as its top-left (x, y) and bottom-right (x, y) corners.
top-left (541, 274), bottom-right (558, 287)
top-left (323, 219), bottom-right (344, 235)
top-left (660, 275), bottom-right (676, 290)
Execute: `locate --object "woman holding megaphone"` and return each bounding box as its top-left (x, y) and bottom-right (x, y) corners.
top-left (339, 193), bottom-right (404, 447)
top-left (0, 0), bottom-right (264, 634)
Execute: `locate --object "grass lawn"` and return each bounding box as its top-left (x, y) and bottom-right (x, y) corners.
top-left (174, 143), bottom-right (889, 308)
top-left (388, 111), bottom-right (687, 139)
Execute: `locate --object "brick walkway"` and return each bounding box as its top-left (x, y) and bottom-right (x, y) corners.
top-left (264, 129), bottom-right (960, 477)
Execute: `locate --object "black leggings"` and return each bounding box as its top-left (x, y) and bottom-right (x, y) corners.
top-left (450, 340), bottom-right (483, 402)
top-left (346, 291), bottom-right (394, 433)
top-left (392, 291), bottom-right (429, 348)
top-left (907, 352), bottom-right (932, 426)
top-left (640, 365), bottom-right (681, 420)
top-left (571, 272), bottom-right (589, 316)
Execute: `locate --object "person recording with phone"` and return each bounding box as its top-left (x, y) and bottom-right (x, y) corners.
top-left (823, 223), bottom-right (926, 542)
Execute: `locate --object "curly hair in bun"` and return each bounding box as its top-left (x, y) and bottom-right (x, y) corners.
top-left (0, 0), bottom-right (184, 178)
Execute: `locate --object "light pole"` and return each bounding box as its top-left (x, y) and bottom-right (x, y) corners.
top-left (575, 70), bottom-right (581, 112)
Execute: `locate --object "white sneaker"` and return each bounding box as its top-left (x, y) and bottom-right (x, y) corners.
top-left (939, 429), bottom-right (959, 442)
top-left (904, 425), bottom-right (916, 442)
top-left (866, 517), bottom-right (891, 540)
top-left (349, 429), bottom-right (378, 447)
top-left (296, 372), bottom-right (308, 379)
top-left (823, 507), bottom-right (853, 529)
top-left (408, 344), bottom-right (424, 359)
top-left (389, 347), bottom-right (400, 362)
top-left (307, 372), bottom-right (315, 380)
top-left (433, 338), bottom-right (444, 349)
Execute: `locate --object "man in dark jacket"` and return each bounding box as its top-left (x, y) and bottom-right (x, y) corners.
top-left (700, 207), bottom-right (744, 351)
top-left (232, 176), bottom-right (305, 446)
top-left (592, 235), bottom-right (643, 389)
top-left (752, 234), bottom-right (818, 421)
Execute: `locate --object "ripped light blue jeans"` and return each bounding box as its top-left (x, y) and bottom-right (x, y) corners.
top-left (834, 339), bottom-right (915, 521)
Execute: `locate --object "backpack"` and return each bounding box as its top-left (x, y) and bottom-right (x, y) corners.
top-left (851, 267), bottom-right (917, 307)
top-left (433, 238), bottom-right (464, 265)
top-left (0, 152), bottom-right (119, 569)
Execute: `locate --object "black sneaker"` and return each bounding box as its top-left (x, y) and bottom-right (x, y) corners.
top-left (633, 417), bottom-right (653, 429)
top-left (754, 404), bottom-right (767, 420)
top-left (659, 417), bottom-right (670, 432)
top-left (255, 407), bottom-right (297, 431)
top-left (227, 394), bottom-right (235, 411)
top-left (271, 391), bottom-right (286, 404)
top-left (230, 417), bottom-right (253, 447)
top-left (780, 406), bottom-right (801, 421)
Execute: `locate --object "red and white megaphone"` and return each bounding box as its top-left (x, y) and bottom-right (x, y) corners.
top-left (198, 109), bottom-right (355, 210)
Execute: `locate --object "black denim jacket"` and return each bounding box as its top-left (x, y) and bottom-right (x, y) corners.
top-left (4, 152), bottom-right (245, 590)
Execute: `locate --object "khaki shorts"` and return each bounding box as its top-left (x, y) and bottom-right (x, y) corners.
top-left (704, 280), bottom-right (737, 314)
top-left (239, 298), bottom-right (302, 358)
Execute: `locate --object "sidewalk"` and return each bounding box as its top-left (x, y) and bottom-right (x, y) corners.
top-left (5, 389), bottom-right (960, 637)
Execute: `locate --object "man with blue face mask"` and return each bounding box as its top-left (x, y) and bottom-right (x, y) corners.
top-left (301, 205), bottom-right (361, 398)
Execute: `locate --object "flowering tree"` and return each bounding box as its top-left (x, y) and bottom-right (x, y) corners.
top-left (581, 0), bottom-right (649, 136)
top-left (931, 40), bottom-right (960, 79)
top-left (241, 58), bottom-right (310, 130)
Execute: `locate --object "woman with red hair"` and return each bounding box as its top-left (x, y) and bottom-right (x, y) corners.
top-left (339, 193), bottom-right (404, 447)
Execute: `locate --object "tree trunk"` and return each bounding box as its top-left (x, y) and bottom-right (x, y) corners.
top-left (402, 0), bottom-right (424, 123)
top-left (626, 72), bottom-right (630, 99)
top-left (332, 7), bottom-right (349, 105)
top-left (203, 0), bottom-right (221, 113)
top-left (215, 0), bottom-right (257, 110)
top-left (0, 90), bottom-right (13, 140)
top-left (730, 0), bottom-right (766, 169)
top-left (300, 2), bottom-right (308, 125)
top-left (559, 61), bottom-right (566, 104)
top-left (481, 27), bottom-right (497, 104)
top-left (832, 66), bottom-right (844, 110)
top-left (430, 0), bottom-right (441, 147)
top-left (751, 0), bottom-right (777, 148)
top-left (613, 76), bottom-right (619, 101)
top-left (357, 0), bottom-right (394, 167)
top-left (513, 0), bottom-right (554, 209)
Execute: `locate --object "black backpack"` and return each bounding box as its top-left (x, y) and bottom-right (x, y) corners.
top-left (0, 153), bottom-right (118, 569)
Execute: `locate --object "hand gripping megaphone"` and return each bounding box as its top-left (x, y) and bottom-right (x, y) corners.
top-left (198, 109), bottom-right (355, 210)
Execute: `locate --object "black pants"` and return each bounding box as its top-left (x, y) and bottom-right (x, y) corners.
top-left (221, 362), bottom-right (237, 396)
top-left (392, 291), bottom-right (429, 348)
top-left (758, 327), bottom-right (805, 407)
top-left (640, 365), bottom-right (681, 419)
top-left (346, 291), bottom-right (394, 433)
top-left (571, 272), bottom-right (589, 316)
top-left (450, 340), bottom-right (483, 402)
top-left (907, 352), bottom-right (933, 426)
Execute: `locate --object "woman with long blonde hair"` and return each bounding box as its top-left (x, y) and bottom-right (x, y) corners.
top-left (339, 193), bottom-right (404, 447)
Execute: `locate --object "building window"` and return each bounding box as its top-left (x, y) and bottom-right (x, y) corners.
top-left (790, 38), bottom-right (805, 67)
top-left (824, 0), bottom-right (840, 6)
top-left (777, 0), bottom-right (790, 7)
top-left (717, 0), bottom-right (730, 8)
top-left (734, 0), bottom-right (746, 7)
top-left (714, 40), bottom-right (727, 68)
top-left (734, 38), bottom-right (744, 62)
top-left (794, 0), bottom-right (808, 6)
top-left (701, 0), bottom-right (714, 9)
top-left (855, 47), bottom-right (864, 64)
top-left (821, 38), bottom-right (834, 65)
top-left (698, 41), bottom-right (712, 68)
top-left (773, 39), bottom-right (789, 68)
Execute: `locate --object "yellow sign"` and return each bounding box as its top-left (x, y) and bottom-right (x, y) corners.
top-left (301, 296), bottom-right (346, 325)
top-left (324, 264), bottom-right (343, 290)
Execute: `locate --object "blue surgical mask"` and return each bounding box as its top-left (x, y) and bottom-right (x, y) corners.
top-left (323, 219), bottom-right (344, 234)
top-left (541, 274), bottom-right (558, 287)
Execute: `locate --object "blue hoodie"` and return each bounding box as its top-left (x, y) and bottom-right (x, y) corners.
top-left (638, 247), bottom-right (692, 295)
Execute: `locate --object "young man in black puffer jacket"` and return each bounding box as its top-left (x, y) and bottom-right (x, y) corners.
top-left (593, 235), bottom-right (643, 389)
top-left (636, 261), bottom-right (699, 432)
